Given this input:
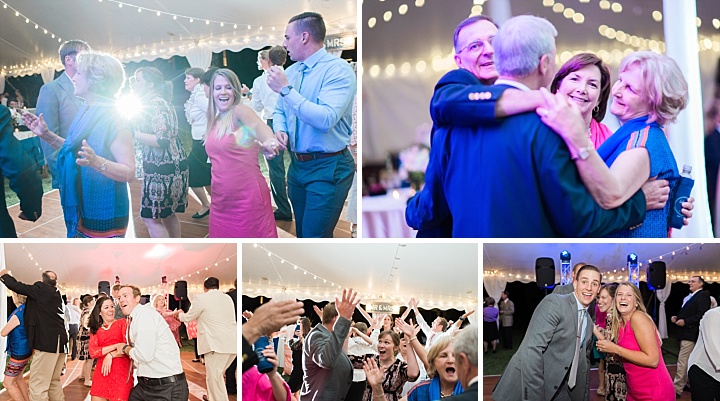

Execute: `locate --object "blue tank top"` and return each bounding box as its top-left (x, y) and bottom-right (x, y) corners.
top-left (7, 304), bottom-right (30, 358)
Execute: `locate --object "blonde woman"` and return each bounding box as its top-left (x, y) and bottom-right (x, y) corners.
top-left (596, 282), bottom-right (673, 400)
top-left (152, 294), bottom-right (182, 347)
top-left (204, 68), bottom-right (278, 237)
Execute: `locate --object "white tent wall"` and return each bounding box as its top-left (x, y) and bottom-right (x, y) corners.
top-left (242, 243), bottom-right (480, 325)
top-left (0, 0), bottom-right (357, 77)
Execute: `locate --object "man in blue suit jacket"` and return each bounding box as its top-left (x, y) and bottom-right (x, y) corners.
top-left (0, 105), bottom-right (42, 237)
top-left (35, 40), bottom-right (90, 188)
top-left (407, 15), bottom-right (646, 237)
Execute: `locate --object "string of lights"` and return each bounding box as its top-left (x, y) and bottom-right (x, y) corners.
top-left (483, 244), bottom-right (719, 284)
top-left (252, 243), bottom-right (346, 291)
top-left (15, 244), bottom-right (236, 297)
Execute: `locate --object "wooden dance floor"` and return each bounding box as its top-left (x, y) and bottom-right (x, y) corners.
top-left (8, 179), bottom-right (353, 238)
top-left (483, 364), bottom-right (691, 400)
top-left (0, 351), bottom-right (237, 401)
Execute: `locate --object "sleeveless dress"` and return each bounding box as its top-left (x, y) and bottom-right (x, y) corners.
top-left (89, 319), bottom-right (132, 401)
top-left (603, 313), bottom-right (627, 401)
top-left (598, 116), bottom-right (679, 238)
top-left (204, 124), bottom-right (277, 238)
top-left (617, 320), bottom-right (674, 400)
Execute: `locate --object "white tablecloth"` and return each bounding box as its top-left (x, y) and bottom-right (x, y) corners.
top-left (361, 188), bottom-right (417, 238)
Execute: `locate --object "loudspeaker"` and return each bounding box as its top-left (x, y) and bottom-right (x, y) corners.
top-left (174, 280), bottom-right (188, 300)
top-left (98, 281), bottom-right (111, 296)
top-left (647, 261), bottom-right (666, 290)
top-left (536, 257), bottom-right (556, 287)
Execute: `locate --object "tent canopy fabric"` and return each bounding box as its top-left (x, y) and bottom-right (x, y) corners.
top-left (0, 243), bottom-right (237, 297)
top-left (483, 243), bottom-right (720, 285)
top-left (0, 0), bottom-right (357, 77)
top-left (242, 242), bottom-right (479, 313)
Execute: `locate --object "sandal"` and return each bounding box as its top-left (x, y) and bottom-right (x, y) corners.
top-left (597, 389), bottom-right (607, 396)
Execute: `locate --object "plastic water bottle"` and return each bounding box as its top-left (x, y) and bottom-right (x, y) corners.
top-left (254, 336), bottom-right (275, 373)
top-left (669, 165), bottom-right (694, 229)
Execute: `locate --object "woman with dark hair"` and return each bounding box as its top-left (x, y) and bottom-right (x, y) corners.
top-left (78, 295), bottom-right (96, 386)
top-left (88, 295), bottom-right (132, 401)
top-left (483, 297), bottom-right (499, 354)
top-left (1, 292), bottom-right (31, 401)
top-left (132, 66), bottom-right (189, 238)
top-left (550, 52), bottom-right (612, 149)
top-left (183, 67), bottom-right (212, 218)
top-left (288, 317), bottom-right (311, 400)
top-left (204, 68), bottom-right (278, 237)
top-left (361, 330), bottom-right (420, 401)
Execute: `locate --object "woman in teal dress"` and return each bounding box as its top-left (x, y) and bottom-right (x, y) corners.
top-left (541, 51), bottom-right (689, 237)
top-left (23, 52), bottom-right (135, 237)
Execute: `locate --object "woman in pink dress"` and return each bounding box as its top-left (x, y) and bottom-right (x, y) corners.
top-left (88, 295), bottom-right (132, 401)
top-left (204, 68), bottom-right (279, 238)
top-left (596, 282), bottom-right (674, 401)
top-left (152, 295), bottom-right (182, 347)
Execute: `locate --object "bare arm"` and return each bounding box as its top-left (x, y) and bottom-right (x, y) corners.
top-left (0, 315), bottom-right (20, 337)
top-left (77, 125), bottom-right (136, 183)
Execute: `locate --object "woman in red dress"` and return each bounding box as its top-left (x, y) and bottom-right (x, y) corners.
top-left (88, 295), bottom-right (132, 401)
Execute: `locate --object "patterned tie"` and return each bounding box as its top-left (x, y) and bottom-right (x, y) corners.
top-left (568, 308), bottom-right (587, 389)
top-left (291, 63), bottom-right (307, 151)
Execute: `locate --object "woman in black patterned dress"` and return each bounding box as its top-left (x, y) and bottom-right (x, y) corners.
top-left (593, 284), bottom-right (627, 401)
top-left (362, 331), bottom-right (420, 401)
top-left (77, 295), bottom-right (95, 387)
top-left (132, 67), bottom-right (189, 237)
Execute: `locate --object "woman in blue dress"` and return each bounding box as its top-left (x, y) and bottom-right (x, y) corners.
top-left (1, 291), bottom-right (31, 401)
top-left (540, 51), bottom-right (689, 237)
top-left (23, 51), bottom-right (135, 238)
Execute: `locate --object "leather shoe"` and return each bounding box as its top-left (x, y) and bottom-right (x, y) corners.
top-left (274, 212), bottom-right (292, 221)
top-left (192, 209), bottom-right (210, 219)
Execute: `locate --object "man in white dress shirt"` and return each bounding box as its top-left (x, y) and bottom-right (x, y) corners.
top-left (116, 285), bottom-right (189, 401)
top-left (252, 45), bottom-right (293, 221)
top-left (177, 277), bottom-right (237, 400)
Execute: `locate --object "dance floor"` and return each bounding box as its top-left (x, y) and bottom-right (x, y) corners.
top-left (0, 351), bottom-right (237, 401)
top-left (8, 179), bottom-right (353, 238)
top-left (482, 364), bottom-right (691, 400)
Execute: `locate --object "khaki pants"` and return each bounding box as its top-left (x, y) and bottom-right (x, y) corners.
top-left (29, 350), bottom-right (66, 401)
top-left (204, 352), bottom-right (236, 401)
top-left (674, 340), bottom-right (695, 394)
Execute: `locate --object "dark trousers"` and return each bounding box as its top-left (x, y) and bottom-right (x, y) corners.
top-left (128, 374), bottom-right (189, 401)
top-left (68, 323), bottom-right (79, 360)
top-left (288, 150), bottom-right (355, 238)
top-left (500, 325), bottom-right (513, 349)
top-left (689, 365), bottom-right (720, 401)
top-left (346, 380), bottom-right (366, 401)
top-left (225, 357), bottom-right (237, 395)
top-left (266, 119), bottom-right (292, 218)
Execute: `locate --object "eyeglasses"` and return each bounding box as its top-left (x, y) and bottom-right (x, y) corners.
top-left (456, 37), bottom-right (494, 54)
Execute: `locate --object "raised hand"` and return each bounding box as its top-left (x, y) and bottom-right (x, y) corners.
top-left (242, 310), bottom-right (254, 321)
top-left (243, 300), bottom-right (304, 343)
top-left (335, 288), bottom-right (360, 320)
top-left (313, 304), bottom-right (323, 320)
top-left (363, 357), bottom-right (385, 388)
top-left (23, 112), bottom-right (50, 138)
top-left (395, 318), bottom-right (418, 338)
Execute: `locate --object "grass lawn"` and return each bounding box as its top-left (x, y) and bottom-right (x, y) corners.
top-left (483, 330), bottom-right (681, 376)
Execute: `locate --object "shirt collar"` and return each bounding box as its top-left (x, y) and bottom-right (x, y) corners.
top-left (468, 376), bottom-right (479, 388)
top-left (494, 78), bottom-right (532, 92)
top-left (572, 293), bottom-right (586, 313)
top-left (302, 47), bottom-right (327, 69)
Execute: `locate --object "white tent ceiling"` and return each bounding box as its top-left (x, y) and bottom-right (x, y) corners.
top-left (0, 243), bottom-right (237, 298)
top-left (483, 242), bottom-right (720, 284)
top-left (242, 242), bottom-right (479, 312)
top-left (362, 0), bottom-right (720, 162)
top-left (0, 0), bottom-right (357, 77)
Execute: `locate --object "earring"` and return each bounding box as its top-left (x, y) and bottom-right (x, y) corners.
top-left (593, 106), bottom-right (599, 113)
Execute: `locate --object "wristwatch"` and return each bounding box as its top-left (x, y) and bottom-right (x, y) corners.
top-left (571, 146), bottom-right (594, 161)
top-left (280, 85), bottom-right (293, 97)
top-left (122, 344), bottom-right (131, 355)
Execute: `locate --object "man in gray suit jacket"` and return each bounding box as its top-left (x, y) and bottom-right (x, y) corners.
top-left (35, 40), bottom-right (90, 188)
top-left (493, 265), bottom-right (602, 401)
top-left (301, 289), bottom-right (359, 401)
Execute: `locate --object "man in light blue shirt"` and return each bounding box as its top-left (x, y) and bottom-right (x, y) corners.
top-left (268, 12), bottom-right (356, 238)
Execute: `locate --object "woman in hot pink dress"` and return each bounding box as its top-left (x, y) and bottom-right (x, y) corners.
top-left (204, 68), bottom-right (278, 238)
top-left (88, 295), bottom-right (132, 401)
top-left (596, 282), bottom-right (674, 401)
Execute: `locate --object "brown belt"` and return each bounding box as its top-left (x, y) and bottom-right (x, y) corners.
top-left (293, 149), bottom-right (346, 162)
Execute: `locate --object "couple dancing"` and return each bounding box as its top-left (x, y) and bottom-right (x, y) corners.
top-left (87, 285), bottom-right (189, 401)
